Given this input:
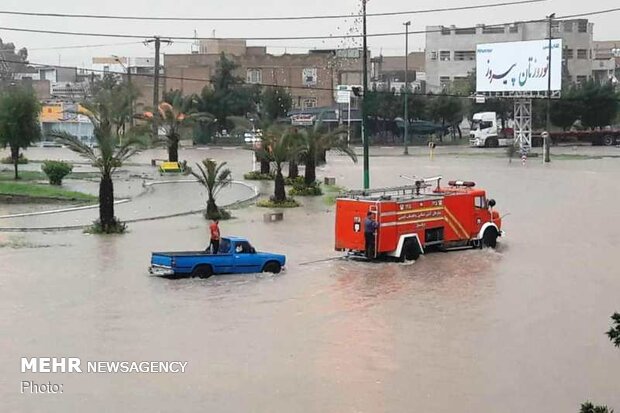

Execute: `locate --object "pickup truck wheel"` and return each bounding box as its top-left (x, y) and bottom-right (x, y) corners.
top-left (191, 265), bottom-right (213, 279)
top-left (401, 239), bottom-right (421, 261)
top-left (603, 135), bottom-right (615, 146)
top-left (482, 228), bottom-right (498, 249)
top-left (263, 262), bottom-right (281, 274)
top-left (485, 138), bottom-right (499, 148)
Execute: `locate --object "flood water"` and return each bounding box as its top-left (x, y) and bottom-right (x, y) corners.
top-left (1, 146), bottom-right (619, 412)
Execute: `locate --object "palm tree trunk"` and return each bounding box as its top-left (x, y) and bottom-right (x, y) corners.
top-left (288, 160), bottom-right (299, 179)
top-left (260, 160), bottom-right (270, 175)
top-left (168, 138), bottom-right (179, 162)
top-left (304, 155), bottom-right (316, 186)
top-left (274, 168), bottom-right (286, 202)
top-left (206, 198), bottom-right (219, 219)
top-left (99, 173), bottom-right (115, 231)
top-left (10, 145), bottom-right (19, 180)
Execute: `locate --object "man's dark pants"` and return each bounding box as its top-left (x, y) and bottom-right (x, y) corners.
top-left (365, 232), bottom-right (375, 259)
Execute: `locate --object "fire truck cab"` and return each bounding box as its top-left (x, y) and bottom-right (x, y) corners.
top-left (335, 177), bottom-right (503, 261)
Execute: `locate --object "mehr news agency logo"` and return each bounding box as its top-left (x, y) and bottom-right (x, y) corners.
top-left (20, 357), bottom-right (188, 394)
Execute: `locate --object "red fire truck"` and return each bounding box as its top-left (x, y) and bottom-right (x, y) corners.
top-left (335, 177), bottom-right (503, 261)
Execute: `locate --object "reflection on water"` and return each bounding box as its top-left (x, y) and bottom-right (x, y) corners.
top-left (1, 149), bottom-right (619, 412)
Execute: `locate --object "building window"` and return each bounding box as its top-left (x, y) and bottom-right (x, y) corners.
top-left (439, 76), bottom-right (450, 88)
top-left (455, 27), bottom-right (476, 35)
top-left (564, 49), bottom-right (574, 59)
top-left (578, 20), bottom-right (588, 33)
top-left (439, 51), bottom-right (451, 61)
top-left (454, 51), bottom-right (476, 61)
top-left (302, 68), bottom-right (318, 86)
top-left (563, 21), bottom-right (573, 32)
top-left (577, 49), bottom-right (588, 59)
top-left (576, 75), bottom-right (588, 84)
top-left (509, 24), bottom-right (519, 33)
top-left (301, 97), bottom-right (317, 109)
top-left (551, 21), bottom-right (560, 31)
top-left (430, 51), bottom-right (438, 61)
top-left (441, 26), bottom-right (451, 35)
top-left (246, 69), bottom-right (262, 84)
top-left (482, 26), bottom-right (505, 34)
top-left (103, 66), bottom-right (110, 73)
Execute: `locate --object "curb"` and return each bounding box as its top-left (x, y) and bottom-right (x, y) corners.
top-left (0, 181), bottom-right (259, 233)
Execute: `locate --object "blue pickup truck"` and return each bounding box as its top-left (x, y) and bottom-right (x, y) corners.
top-left (148, 237), bottom-right (286, 278)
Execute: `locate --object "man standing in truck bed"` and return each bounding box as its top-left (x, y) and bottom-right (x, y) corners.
top-left (364, 212), bottom-right (378, 259)
top-left (208, 219), bottom-right (220, 254)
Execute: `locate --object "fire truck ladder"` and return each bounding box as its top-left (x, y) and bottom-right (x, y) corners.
top-left (344, 176), bottom-right (443, 199)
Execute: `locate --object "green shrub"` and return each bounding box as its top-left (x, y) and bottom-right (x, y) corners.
top-left (1, 153), bottom-right (28, 164)
top-left (41, 160), bottom-right (73, 185)
top-left (289, 180), bottom-right (323, 196)
top-left (256, 198), bottom-right (300, 208)
top-left (285, 176), bottom-right (305, 186)
top-left (205, 208), bottom-right (232, 220)
top-left (244, 171), bottom-right (275, 180)
top-left (85, 218), bottom-right (127, 234)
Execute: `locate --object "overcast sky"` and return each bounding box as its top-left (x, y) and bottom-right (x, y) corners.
top-left (1, 0), bottom-right (619, 69)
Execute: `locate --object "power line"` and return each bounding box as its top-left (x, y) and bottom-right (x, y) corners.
top-left (28, 41), bottom-right (144, 51)
top-left (0, 1), bottom-right (547, 22)
top-left (1, 7), bottom-right (619, 41)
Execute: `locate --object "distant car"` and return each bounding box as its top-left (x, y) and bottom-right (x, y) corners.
top-left (148, 237), bottom-right (286, 278)
top-left (244, 130), bottom-right (263, 143)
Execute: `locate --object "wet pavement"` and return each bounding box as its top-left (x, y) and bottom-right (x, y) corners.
top-left (1, 145), bottom-right (619, 412)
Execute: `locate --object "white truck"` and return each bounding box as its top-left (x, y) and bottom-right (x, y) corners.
top-left (469, 112), bottom-right (514, 148)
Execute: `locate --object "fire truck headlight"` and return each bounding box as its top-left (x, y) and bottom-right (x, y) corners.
top-left (488, 199), bottom-right (496, 208)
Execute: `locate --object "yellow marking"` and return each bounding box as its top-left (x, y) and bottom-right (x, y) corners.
top-left (444, 207), bottom-right (469, 239)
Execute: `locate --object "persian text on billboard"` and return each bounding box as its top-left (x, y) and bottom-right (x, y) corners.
top-left (476, 39), bottom-right (562, 93)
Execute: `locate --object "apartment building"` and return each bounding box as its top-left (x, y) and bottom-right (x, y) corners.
top-left (425, 19), bottom-right (595, 91)
top-left (164, 39), bottom-right (367, 109)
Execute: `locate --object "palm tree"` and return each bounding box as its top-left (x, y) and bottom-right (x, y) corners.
top-left (139, 91), bottom-right (212, 162)
top-left (299, 120), bottom-right (357, 186)
top-left (191, 159), bottom-right (232, 220)
top-left (257, 128), bottom-right (302, 202)
top-left (50, 92), bottom-right (143, 233)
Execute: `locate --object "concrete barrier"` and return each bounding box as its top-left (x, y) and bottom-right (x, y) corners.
top-left (263, 212), bottom-right (284, 223)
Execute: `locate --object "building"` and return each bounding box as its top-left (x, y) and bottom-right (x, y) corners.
top-left (39, 102), bottom-right (94, 145)
top-left (425, 19), bottom-right (595, 91)
top-left (371, 52), bottom-right (426, 93)
top-left (593, 40), bottom-right (620, 84)
top-left (164, 39), bottom-right (367, 109)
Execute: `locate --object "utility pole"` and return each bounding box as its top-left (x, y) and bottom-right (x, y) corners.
top-left (403, 21), bottom-right (411, 156)
top-left (145, 36), bottom-right (171, 139)
top-left (362, 0), bottom-right (370, 189)
top-left (545, 13), bottom-right (555, 163)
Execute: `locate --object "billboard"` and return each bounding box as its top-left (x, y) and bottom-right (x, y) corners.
top-left (476, 39), bottom-right (562, 93)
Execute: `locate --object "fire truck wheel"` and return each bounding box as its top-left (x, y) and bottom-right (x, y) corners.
top-left (401, 239), bottom-right (421, 261)
top-left (482, 228), bottom-right (498, 249)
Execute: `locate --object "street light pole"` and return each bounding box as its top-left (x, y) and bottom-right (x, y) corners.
top-left (545, 13), bottom-right (555, 163)
top-left (403, 21), bottom-right (411, 156)
top-left (362, 0), bottom-right (370, 189)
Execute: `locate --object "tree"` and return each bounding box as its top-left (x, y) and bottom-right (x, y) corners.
top-left (0, 86), bottom-right (41, 179)
top-left (608, 312), bottom-right (620, 348)
top-left (261, 86), bottom-right (292, 123)
top-left (191, 159), bottom-right (232, 220)
top-left (257, 127), bottom-right (301, 202)
top-left (578, 80), bottom-right (619, 129)
top-left (139, 90), bottom-right (211, 162)
top-left (195, 54), bottom-right (260, 138)
top-left (298, 119), bottom-right (357, 186)
top-left (550, 86), bottom-right (583, 130)
top-left (428, 93), bottom-right (465, 140)
top-left (580, 402), bottom-right (613, 413)
top-left (50, 84), bottom-right (144, 233)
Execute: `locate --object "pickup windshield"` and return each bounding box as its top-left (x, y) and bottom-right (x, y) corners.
top-left (219, 238), bottom-right (231, 253)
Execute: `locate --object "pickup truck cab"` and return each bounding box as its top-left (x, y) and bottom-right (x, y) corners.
top-left (149, 237), bottom-right (286, 278)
